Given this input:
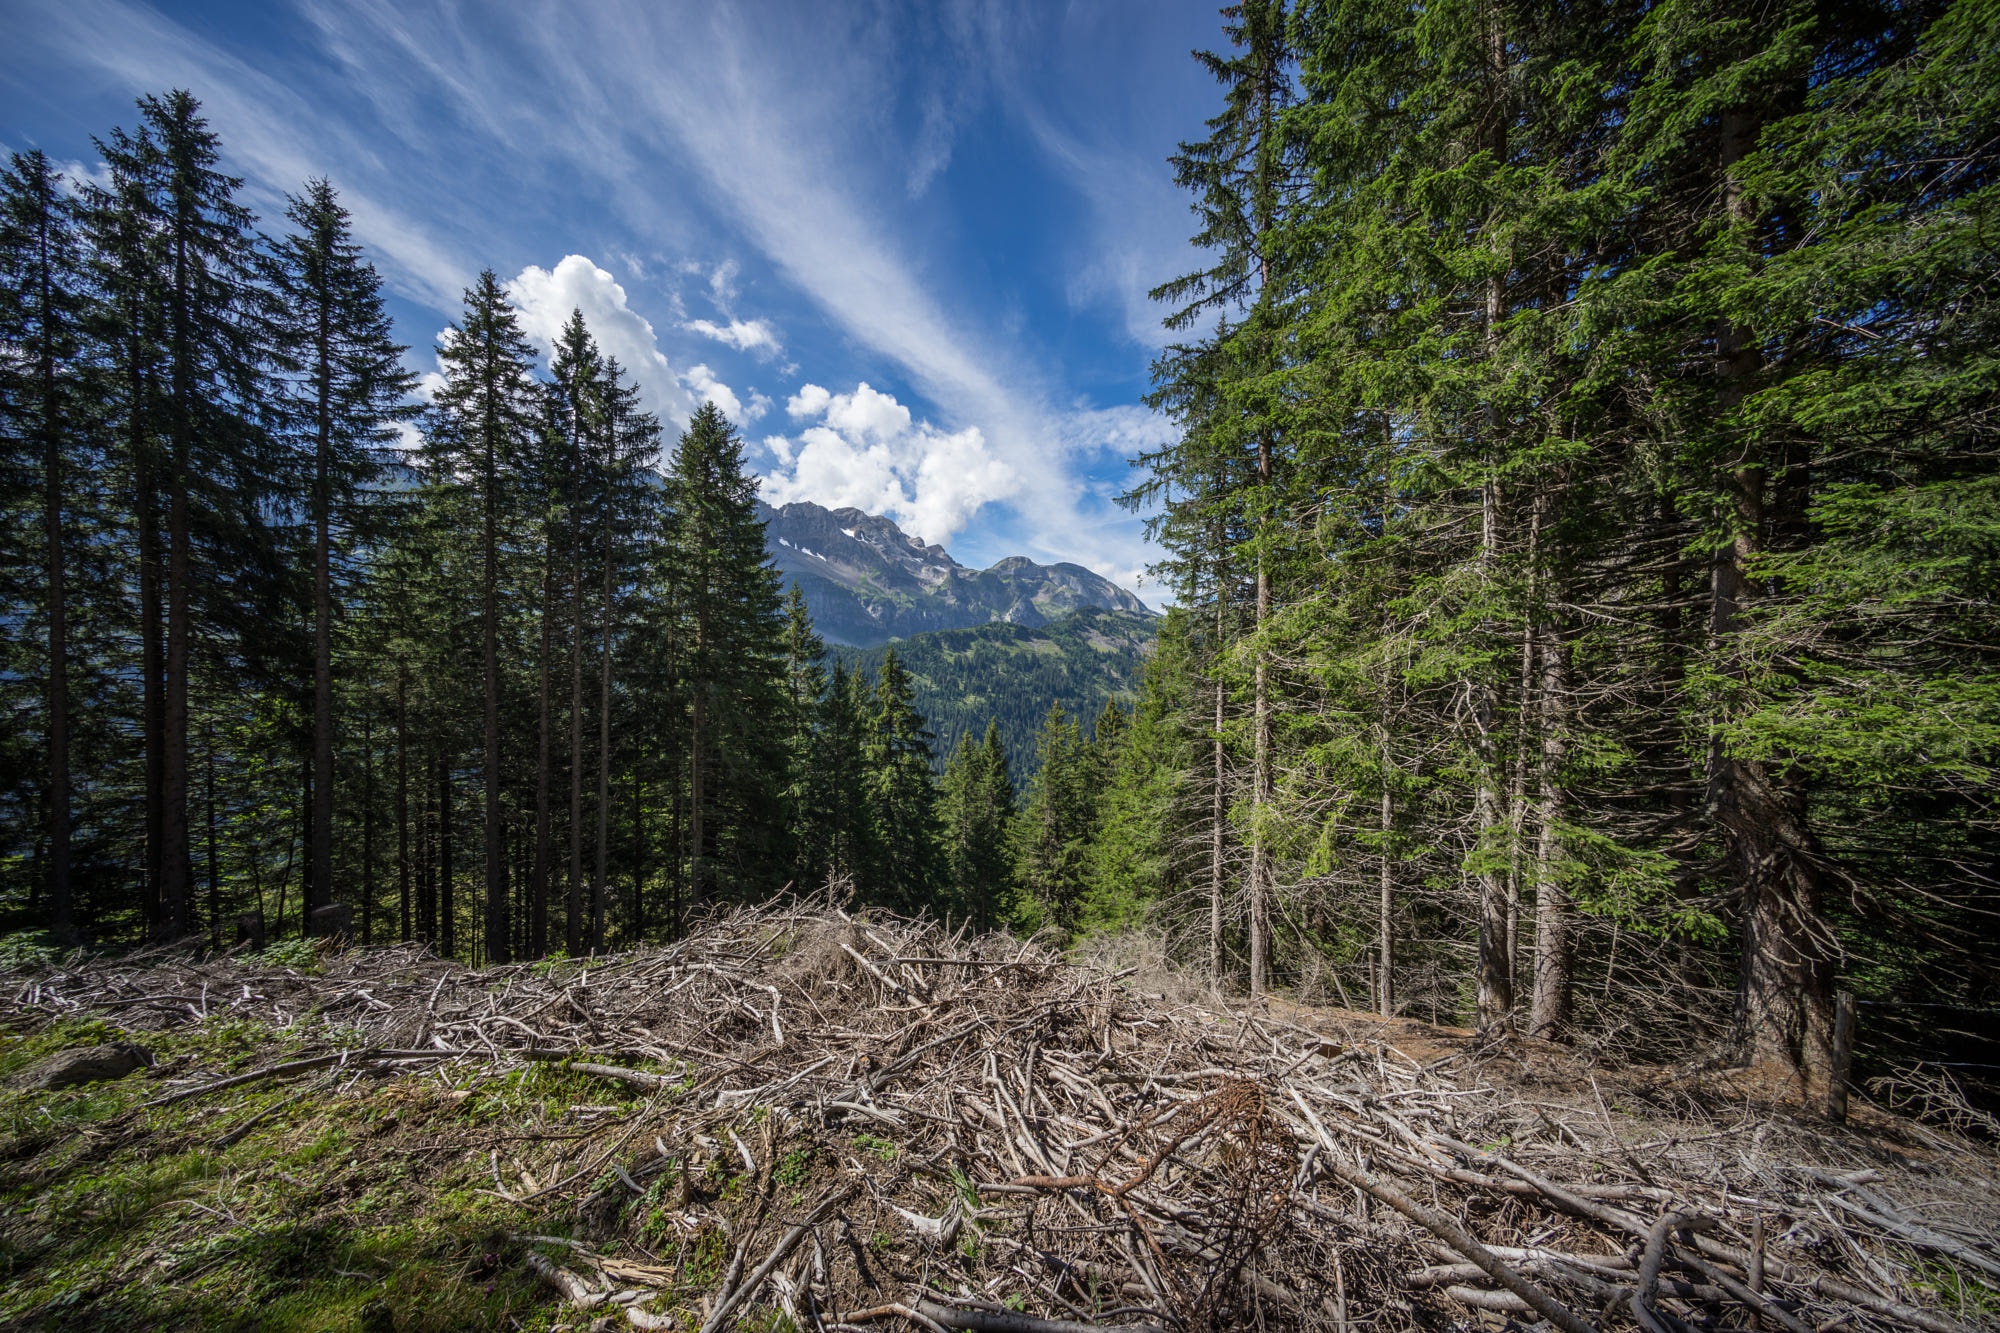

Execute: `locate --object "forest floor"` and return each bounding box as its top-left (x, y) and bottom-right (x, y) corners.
top-left (0, 908), bottom-right (1994, 1333)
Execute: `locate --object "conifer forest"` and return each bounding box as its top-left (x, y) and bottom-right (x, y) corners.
top-left (2, 1), bottom-right (2000, 1329)
top-left (5, 0), bottom-right (2000, 1092)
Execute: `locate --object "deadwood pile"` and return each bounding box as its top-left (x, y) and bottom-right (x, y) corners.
top-left (4, 906), bottom-right (1996, 1333)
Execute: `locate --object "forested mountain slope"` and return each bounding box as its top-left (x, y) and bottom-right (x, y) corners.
top-left (831, 607), bottom-right (1155, 769)
top-left (758, 499), bottom-right (1151, 646)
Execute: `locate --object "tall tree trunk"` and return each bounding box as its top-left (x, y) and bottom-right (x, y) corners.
top-left (135, 359), bottom-right (165, 942)
top-left (1471, 3), bottom-right (1512, 1031)
top-left (1707, 104), bottom-right (1835, 1081)
top-left (362, 704), bottom-right (376, 945)
top-left (570, 526), bottom-right (586, 948)
top-left (1209, 497), bottom-right (1228, 990)
top-left (1529, 622), bottom-right (1572, 1038)
top-left (1249, 436), bottom-right (1272, 997)
top-left (595, 511), bottom-right (613, 950)
top-left (37, 205), bottom-right (77, 946)
top-left (688, 687), bottom-right (707, 910)
top-left (630, 766), bottom-right (644, 939)
top-left (482, 416), bottom-right (506, 964)
top-left (205, 721), bottom-right (220, 950)
top-left (309, 299), bottom-right (334, 928)
top-left (396, 669), bottom-right (411, 942)
top-left (299, 760), bottom-right (312, 937)
top-left (1379, 733), bottom-right (1395, 1018)
top-left (440, 751), bottom-right (455, 956)
top-left (1473, 481), bottom-right (1512, 1027)
top-left (536, 534), bottom-right (555, 957)
top-left (1211, 677), bottom-right (1226, 989)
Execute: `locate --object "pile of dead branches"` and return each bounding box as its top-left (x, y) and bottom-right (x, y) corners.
top-left (5, 906), bottom-right (1996, 1333)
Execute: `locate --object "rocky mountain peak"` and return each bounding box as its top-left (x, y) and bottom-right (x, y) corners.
top-left (756, 499), bottom-right (1152, 647)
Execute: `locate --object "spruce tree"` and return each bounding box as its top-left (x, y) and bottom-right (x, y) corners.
top-left (426, 270), bottom-right (539, 959)
top-left (266, 177), bottom-right (415, 934)
top-left (863, 648), bottom-right (942, 911)
top-left (1014, 701), bottom-right (1098, 936)
top-left (662, 402), bottom-right (788, 904)
top-left (940, 720), bottom-right (1015, 927)
top-left (109, 92), bottom-right (268, 942)
top-left (0, 151), bottom-right (90, 945)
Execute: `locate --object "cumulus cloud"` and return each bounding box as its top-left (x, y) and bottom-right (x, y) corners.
top-left (681, 363), bottom-right (765, 425)
top-left (759, 381), bottom-right (1017, 546)
top-left (507, 254), bottom-right (691, 420)
top-left (685, 316), bottom-right (782, 356)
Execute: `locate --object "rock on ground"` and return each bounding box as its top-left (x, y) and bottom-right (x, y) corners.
top-left (8, 1041), bottom-right (152, 1091)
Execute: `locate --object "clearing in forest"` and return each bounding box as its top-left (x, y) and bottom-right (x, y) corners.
top-left (0, 908), bottom-right (1994, 1332)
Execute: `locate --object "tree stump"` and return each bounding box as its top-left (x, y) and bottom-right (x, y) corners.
top-left (310, 903), bottom-right (353, 941)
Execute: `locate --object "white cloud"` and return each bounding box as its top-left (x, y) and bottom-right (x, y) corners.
top-left (10, 0), bottom-right (1168, 594)
top-left (506, 254), bottom-right (691, 422)
top-left (681, 363), bottom-right (765, 425)
top-left (786, 384), bottom-right (831, 419)
top-left (685, 316), bottom-right (782, 356)
top-left (759, 382), bottom-right (1017, 546)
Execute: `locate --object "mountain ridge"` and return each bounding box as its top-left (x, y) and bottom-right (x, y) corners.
top-left (832, 606), bottom-right (1157, 772)
top-left (756, 498), bottom-right (1152, 647)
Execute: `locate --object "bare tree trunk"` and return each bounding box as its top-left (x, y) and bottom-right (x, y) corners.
top-left (1249, 434), bottom-right (1272, 997)
top-left (1379, 746), bottom-right (1394, 1018)
top-left (689, 687), bottom-right (707, 909)
top-left (595, 506), bottom-right (614, 950)
top-left (1505, 617), bottom-right (1534, 994)
top-left (482, 398), bottom-right (505, 963)
top-left (439, 752), bottom-right (455, 956)
top-left (1211, 678), bottom-right (1226, 989)
top-left (362, 705), bottom-right (375, 946)
top-left (37, 204), bottom-right (77, 946)
top-left (136, 369), bottom-right (165, 942)
top-left (538, 535), bottom-right (556, 957)
top-left (205, 722), bottom-right (219, 951)
top-left (570, 530), bottom-right (586, 948)
top-left (309, 299), bottom-right (334, 929)
top-left (161, 227), bottom-right (193, 942)
top-left (396, 669), bottom-right (411, 942)
top-left (1529, 622), bottom-right (1571, 1039)
top-left (1472, 503), bottom-right (1511, 1028)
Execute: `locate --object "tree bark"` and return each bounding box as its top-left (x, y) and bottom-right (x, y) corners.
top-left (1472, 483), bottom-right (1511, 1030)
top-left (595, 487), bottom-right (614, 950)
top-left (1379, 737), bottom-right (1395, 1018)
top-left (569, 508), bottom-right (586, 949)
top-left (309, 279), bottom-right (334, 928)
top-left (36, 188), bottom-right (77, 946)
top-left (1529, 621), bottom-right (1571, 1039)
top-left (1471, 0), bottom-right (1512, 1031)
top-left (481, 354), bottom-right (506, 965)
top-left (537, 528), bottom-right (555, 957)
top-left (439, 751), bottom-right (455, 956)
top-left (688, 686), bottom-right (707, 910)
top-left (362, 704), bottom-right (376, 946)
top-left (160, 217), bottom-right (193, 942)
top-left (396, 668), bottom-right (411, 942)
top-left (135, 355), bottom-right (165, 942)
top-left (205, 722), bottom-right (219, 951)
top-left (1249, 435), bottom-right (1272, 997)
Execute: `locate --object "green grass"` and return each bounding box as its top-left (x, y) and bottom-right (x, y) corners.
top-left (0, 1016), bottom-right (658, 1331)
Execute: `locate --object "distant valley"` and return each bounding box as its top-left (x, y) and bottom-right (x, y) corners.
top-left (758, 500), bottom-right (1152, 648)
top-left (833, 607), bottom-right (1157, 773)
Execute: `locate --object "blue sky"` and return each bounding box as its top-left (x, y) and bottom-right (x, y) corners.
top-left (2, 0), bottom-right (1227, 599)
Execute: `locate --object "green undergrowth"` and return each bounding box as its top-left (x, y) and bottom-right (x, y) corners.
top-left (0, 1015), bottom-right (681, 1331)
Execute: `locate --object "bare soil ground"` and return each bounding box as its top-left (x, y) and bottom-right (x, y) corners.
top-left (0, 907), bottom-right (1993, 1333)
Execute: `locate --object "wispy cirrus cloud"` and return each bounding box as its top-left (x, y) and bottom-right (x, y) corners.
top-left (3, 0), bottom-right (1191, 596)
